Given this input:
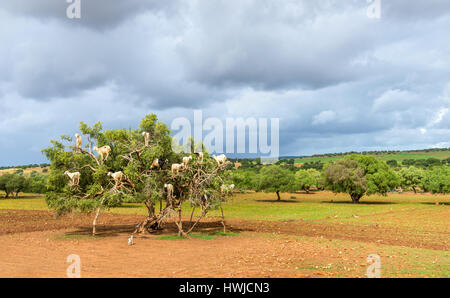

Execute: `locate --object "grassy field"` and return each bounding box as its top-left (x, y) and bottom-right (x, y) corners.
top-left (0, 191), bottom-right (448, 277)
top-left (0, 167), bottom-right (49, 175)
top-left (3, 191), bottom-right (448, 226)
top-left (295, 151), bottom-right (450, 164)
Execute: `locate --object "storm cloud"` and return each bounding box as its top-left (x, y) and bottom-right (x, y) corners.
top-left (0, 0), bottom-right (449, 165)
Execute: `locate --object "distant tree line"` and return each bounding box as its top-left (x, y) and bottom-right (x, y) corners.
top-left (0, 163), bottom-right (49, 170)
top-left (307, 148), bottom-right (450, 159)
top-left (229, 154), bottom-right (450, 203)
top-left (0, 172), bottom-right (47, 198)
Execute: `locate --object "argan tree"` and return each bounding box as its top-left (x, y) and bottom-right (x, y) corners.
top-left (43, 114), bottom-right (231, 236)
top-left (294, 169), bottom-right (322, 193)
top-left (398, 166), bottom-right (424, 193)
top-left (0, 173), bottom-right (29, 198)
top-left (324, 154), bottom-right (399, 203)
top-left (256, 165), bottom-right (295, 201)
top-left (421, 166), bottom-right (450, 194)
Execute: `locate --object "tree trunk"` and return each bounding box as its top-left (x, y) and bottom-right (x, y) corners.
top-left (177, 207), bottom-right (185, 237)
top-left (276, 191), bottom-right (281, 201)
top-left (187, 207), bottom-right (206, 235)
top-left (92, 207), bottom-right (101, 236)
top-left (189, 207), bottom-right (195, 224)
top-left (145, 200), bottom-right (155, 217)
top-left (220, 206), bottom-right (226, 233)
top-left (351, 193), bottom-right (362, 204)
top-left (92, 197), bottom-right (106, 236)
top-left (412, 186), bottom-right (417, 194)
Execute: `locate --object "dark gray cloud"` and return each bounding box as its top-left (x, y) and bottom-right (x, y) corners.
top-left (1, 0), bottom-right (180, 30)
top-left (0, 0), bottom-right (449, 165)
top-left (382, 0), bottom-right (450, 20)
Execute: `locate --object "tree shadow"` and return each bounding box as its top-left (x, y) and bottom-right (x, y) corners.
top-left (293, 191), bottom-right (317, 195)
top-left (256, 200), bottom-right (302, 203)
top-left (2, 195), bottom-right (43, 200)
top-left (116, 204), bottom-right (142, 209)
top-left (421, 202), bottom-right (450, 206)
top-left (321, 201), bottom-right (398, 205)
top-left (66, 220), bottom-right (244, 238)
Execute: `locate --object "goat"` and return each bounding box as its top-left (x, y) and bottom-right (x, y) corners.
top-left (182, 156), bottom-right (192, 167)
top-left (142, 132), bottom-right (150, 147)
top-left (158, 158), bottom-right (168, 168)
top-left (108, 171), bottom-right (124, 188)
top-left (194, 152), bottom-right (204, 163)
top-left (164, 183), bottom-right (174, 199)
top-left (64, 171), bottom-right (81, 186)
top-left (212, 154), bottom-right (227, 166)
top-left (75, 133), bottom-right (82, 152)
top-left (171, 163), bottom-right (184, 175)
top-left (93, 145), bottom-right (111, 162)
top-left (150, 159), bottom-right (159, 169)
top-left (128, 234), bottom-right (134, 246)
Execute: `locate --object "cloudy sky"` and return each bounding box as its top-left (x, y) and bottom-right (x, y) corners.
top-left (1, 0), bottom-right (449, 166)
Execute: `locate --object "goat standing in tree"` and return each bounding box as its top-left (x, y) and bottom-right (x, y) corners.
top-left (93, 145), bottom-right (111, 162)
top-left (64, 171), bottom-right (81, 187)
top-left (75, 133), bottom-right (82, 153)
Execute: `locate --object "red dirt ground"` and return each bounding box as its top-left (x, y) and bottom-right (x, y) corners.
top-left (0, 210), bottom-right (448, 277)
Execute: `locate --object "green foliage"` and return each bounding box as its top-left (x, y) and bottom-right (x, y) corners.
top-left (324, 154), bottom-right (399, 203)
top-left (231, 169), bottom-right (259, 192)
top-left (300, 161), bottom-right (324, 170)
top-left (42, 114), bottom-right (230, 236)
top-left (0, 173), bottom-right (44, 198)
top-left (0, 172), bottom-right (47, 198)
top-left (386, 160), bottom-right (399, 168)
top-left (403, 158), bottom-right (442, 168)
top-left (421, 167), bottom-right (450, 194)
top-left (42, 114), bottom-right (175, 215)
top-left (256, 165), bottom-right (295, 200)
top-left (294, 169), bottom-right (322, 193)
top-left (398, 166), bottom-right (424, 193)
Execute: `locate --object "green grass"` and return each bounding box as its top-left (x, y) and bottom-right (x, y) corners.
top-left (292, 236), bottom-right (450, 278)
top-left (0, 195), bottom-right (48, 210)
top-left (157, 231), bottom-right (240, 240)
top-left (208, 231), bottom-right (240, 237)
top-left (1, 192), bottom-right (448, 225)
top-left (157, 234), bottom-right (211, 240)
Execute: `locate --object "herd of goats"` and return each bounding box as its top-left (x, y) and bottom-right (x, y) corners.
top-left (63, 132), bottom-right (234, 197)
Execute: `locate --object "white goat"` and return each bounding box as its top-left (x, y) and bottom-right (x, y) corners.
top-left (164, 183), bottom-right (174, 199)
top-left (182, 156), bottom-right (192, 167)
top-left (128, 234), bottom-right (134, 246)
top-left (93, 145), bottom-right (111, 161)
top-left (142, 132), bottom-right (150, 147)
top-left (64, 171), bottom-right (81, 186)
top-left (75, 133), bottom-right (82, 152)
top-left (212, 154), bottom-right (227, 166)
top-left (108, 171), bottom-right (124, 188)
top-left (171, 163), bottom-right (184, 175)
top-left (195, 152), bottom-right (204, 163)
